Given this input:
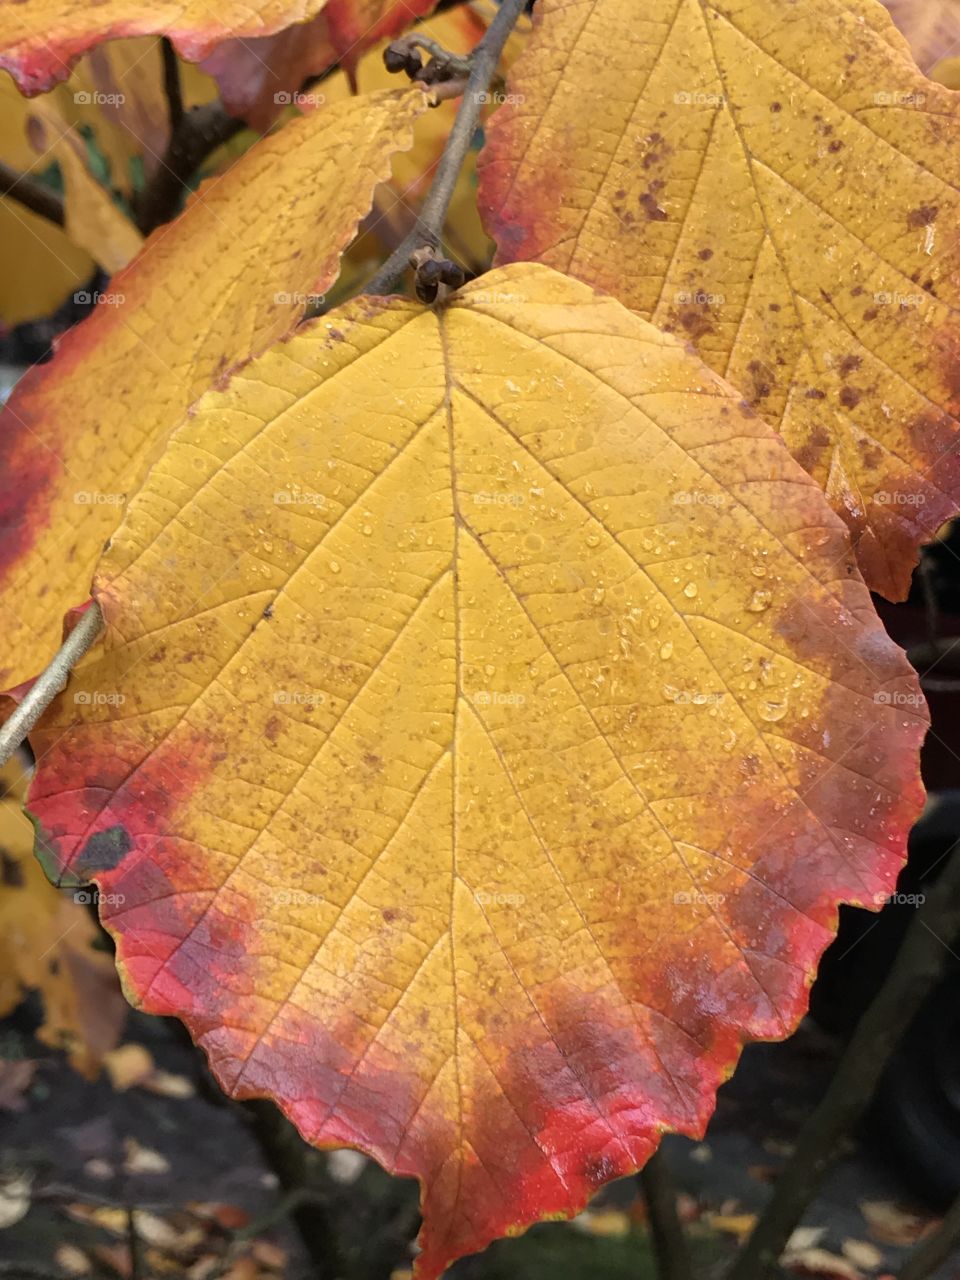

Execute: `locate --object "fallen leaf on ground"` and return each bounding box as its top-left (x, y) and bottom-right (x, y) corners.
top-left (859, 1200), bottom-right (938, 1247)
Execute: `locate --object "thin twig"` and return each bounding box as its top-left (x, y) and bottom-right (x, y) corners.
top-left (638, 1148), bottom-right (692, 1280)
top-left (728, 841), bottom-right (960, 1280)
top-left (364, 0), bottom-right (528, 297)
top-left (0, 159), bottom-right (65, 225)
top-left (160, 37), bottom-right (185, 132)
top-left (0, 601), bottom-right (104, 767)
top-left (898, 1191), bottom-right (960, 1280)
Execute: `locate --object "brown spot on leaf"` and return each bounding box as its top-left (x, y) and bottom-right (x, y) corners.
top-left (907, 205), bottom-right (939, 229)
top-left (839, 386), bottom-right (862, 409)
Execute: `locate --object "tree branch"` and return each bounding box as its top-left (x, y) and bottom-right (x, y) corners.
top-left (0, 602), bottom-right (104, 767)
top-left (135, 102), bottom-right (245, 234)
top-left (0, 159), bottom-right (65, 226)
top-left (160, 36), bottom-right (185, 132)
top-left (728, 841), bottom-right (960, 1280)
top-left (364, 0), bottom-right (528, 297)
top-left (638, 1147), bottom-right (692, 1280)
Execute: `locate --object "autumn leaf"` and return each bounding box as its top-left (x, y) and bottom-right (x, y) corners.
top-left (478, 0), bottom-right (960, 599)
top-left (0, 71), bottom-right (93, 326)
top-left (0, 86), bottom-right (428, 692)
top-left (201, 0), bottom-right (440, 131)
top-left (0, 0), bottom-right (334, 94)
top-left (25, 101), bottom-right (143, 272)
top-left (0, 756), bottom-right (126, 1076)
top-left (27, 263), bottom-right (924, 1277)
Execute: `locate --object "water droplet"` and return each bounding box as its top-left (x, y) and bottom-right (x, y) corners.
top-left (758, 699), bottom-right (788, 722)
top-left (330, 559), bottom-right (341, 574)
top-left (659, 642), bottom-right (674, 660)
top-left (747, 589), bottom-right (772, 613)
top-left (683, 582), bottom-right (698, 598)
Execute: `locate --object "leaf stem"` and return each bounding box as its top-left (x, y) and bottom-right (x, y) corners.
top-left (0, 601), bottom-right (104, 768)
top-left (364, 0), bottom-right (527, 297)
top-left (727, 838), bottom-right (960, 1280)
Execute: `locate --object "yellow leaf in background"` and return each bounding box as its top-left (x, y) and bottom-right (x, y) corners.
top-left (0, 757), bottom-right (125, 1077)
top-left (29, 263), bottom-right (924, 1277)
top-left (480, 0), bottom-right (960, 599)
top-left (0, 71), bottom-right (93, 326)
top-left (0, 87), bottom-right (428, 692)
top-left (26, 101), bottom-right (142, 273)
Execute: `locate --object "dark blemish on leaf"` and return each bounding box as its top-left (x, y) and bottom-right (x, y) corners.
top-left (49, 959), bottom-right (60, 976)
top-left (828, 139), bottom-right (843, 152)
top-left (262, 603), bottom-right (274, 619)
top-left (363, 752), bottom-right (384, 771)
top-left (839, 386), bottom-right (862, 409)
top-left (768, 302), bottom-right (781, 312)
top-left (851, 286), bottom-right (865, 298)
top-left (863, 307), bottom-right (879, 322)
top-left (265, 716), bottom-right (282, 743)
top-left (640, 190), bottom-right (668, 221)
top-left (907, 205), bottom-right (939, 229)
top-left (805, 387), bottom-right (827, 400)
top-left (698, 247), bottom-right (713, 261)
top-left (746, 359), bottom-right (774, 401)
top-left (770, 102), bottom-right (782, 112)
top-left (838, 354), bottom-right (862, 377)
top-left (76, 825), bottom-right (133, 874)
top-left (382, 908), bottom-right (397, 923)
top-left (328, 329), bottom-right (345, 342)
